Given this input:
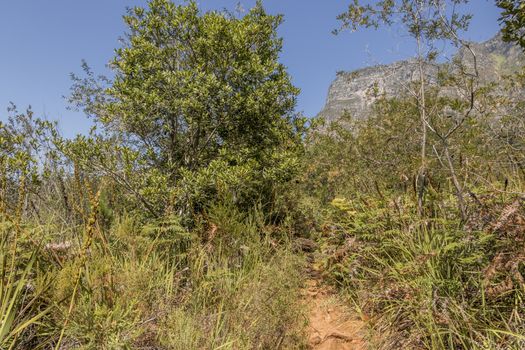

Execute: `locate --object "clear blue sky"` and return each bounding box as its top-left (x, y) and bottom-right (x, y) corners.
top-left (0, 0), bottom-right (501, 138)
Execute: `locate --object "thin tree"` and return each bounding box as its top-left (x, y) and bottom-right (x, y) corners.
top-left (336, 0), bottom-right (475, 221)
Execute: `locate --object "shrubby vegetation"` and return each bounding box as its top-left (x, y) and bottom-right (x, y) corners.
top-left (2, 0), bottom-right (525, 349)
top-left (305, 104), bottom-right (525, 348)
top-left (298, 1), bottom-right (525, 349)
top-left (1, 1), bottom-right (307, 349)
top-left (66, 0), bottom-right (305, 223)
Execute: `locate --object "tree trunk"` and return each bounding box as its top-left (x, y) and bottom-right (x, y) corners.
top-left (443, 142), bottom-right (467, 222)
top-left (416, 31), bottom-right (428, 217)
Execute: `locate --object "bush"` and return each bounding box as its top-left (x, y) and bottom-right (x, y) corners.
top-left (318, 194), bottom-right (525, 349)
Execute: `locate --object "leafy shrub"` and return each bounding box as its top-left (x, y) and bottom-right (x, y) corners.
top-left (320, 194), bottom-right (525, 349)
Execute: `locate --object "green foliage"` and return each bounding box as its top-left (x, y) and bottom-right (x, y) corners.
top-left (335, 0), bottom-right (471, 43)
top-left (6, 0), bottom-right (525, 349)
top-left (68, 0), bottom-right (305, 221)
top-left (0, 1), bottom-right (310, 346)
top-left (0, 105), bottom-right (58, 217)
top-left (43, 203), bottom-right (306, 349)
top-left (302, 39), bottom-right (525, 348)
top-left (108, 0), bottom-right (299, 168)
top-left (0, 165), bottom-right (307, 350)
top-left (0, 214), bottom-right (54, 349)
top-left (0, 235), bottom-right (48, 348)
top-left (498, 0), bottom-right (525, 50)
top-left (318, 194), bottom-right (525, 349)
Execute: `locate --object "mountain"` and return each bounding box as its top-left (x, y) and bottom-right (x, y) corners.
top-left (317, 33), bottom-right (524, 122)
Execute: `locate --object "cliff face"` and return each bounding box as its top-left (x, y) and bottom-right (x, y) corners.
top-left (317, 34), bottom-right (524, 122)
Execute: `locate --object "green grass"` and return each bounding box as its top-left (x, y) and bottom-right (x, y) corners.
top-left (1, 202), bottom-right (308, 349)
top-left (319, 193), bottom-right (525, 350)
top-left (0, 218), bottom-right (53, 349)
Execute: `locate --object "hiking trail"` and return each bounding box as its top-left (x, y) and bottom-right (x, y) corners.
top-left (303, 267), bottom-right (367, 350)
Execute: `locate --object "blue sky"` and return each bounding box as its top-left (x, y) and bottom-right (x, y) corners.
top-left (0, 1), bottom-right (501, 138)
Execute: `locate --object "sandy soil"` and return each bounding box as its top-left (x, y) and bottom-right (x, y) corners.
top-left (303, 275), bottom-right (367, 350)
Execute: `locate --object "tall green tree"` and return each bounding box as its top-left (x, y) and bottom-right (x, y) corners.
top-left (69, 0), bottom-right (304, 217)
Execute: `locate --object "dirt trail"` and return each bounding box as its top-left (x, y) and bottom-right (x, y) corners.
top-left (303, 271), bottom-right (367, 350)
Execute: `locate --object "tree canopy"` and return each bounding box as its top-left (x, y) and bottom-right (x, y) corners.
top-left (69, 0), bottom-right (304, 217)
top-left (498, 0), bottom-right (525, 50)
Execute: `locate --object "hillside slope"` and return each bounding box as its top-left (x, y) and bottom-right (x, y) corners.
top-left (317, 33), bottom-right (523, 122)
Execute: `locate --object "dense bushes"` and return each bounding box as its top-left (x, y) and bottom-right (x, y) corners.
top-left (0, 179), bottom-right (307, 349)
top-left (3, 0), bottom-right (525, 349)
top-left (316, 194), bottom-right (525, 349)
top-left (67, 0), bottom-right (306, 222)
top-left (0, 1), bottom-right (308, 349)
top-left (302, 72), bottom-right (525, 348)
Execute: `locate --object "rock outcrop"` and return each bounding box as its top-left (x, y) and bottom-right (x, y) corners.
top-left (317, 33), bottom-right (524, 122)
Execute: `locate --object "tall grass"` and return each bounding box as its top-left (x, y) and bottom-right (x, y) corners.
top-left (321, 193), bottom-right (525, 349)
top-left (2, 196), bottom-right (307, 349)
top-left (0, 174), bottom-right (54, 349)
top-left (0, 230), bottom-right (51, 349)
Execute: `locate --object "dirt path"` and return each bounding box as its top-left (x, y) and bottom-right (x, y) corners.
top-left (303, 271), bottom-right (367, 350)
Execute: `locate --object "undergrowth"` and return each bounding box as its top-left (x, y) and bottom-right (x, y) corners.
top-left (316, 192), bottom-right (525, 349)
top-left (1, 200), bottom-right (307, 349)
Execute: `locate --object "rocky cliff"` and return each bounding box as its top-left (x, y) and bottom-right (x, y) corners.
top-left (317, 33), bottom-right (524, 122)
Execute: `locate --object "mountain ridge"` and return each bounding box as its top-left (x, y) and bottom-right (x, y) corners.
top-left (317, 33), bottom-right (524, 122)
